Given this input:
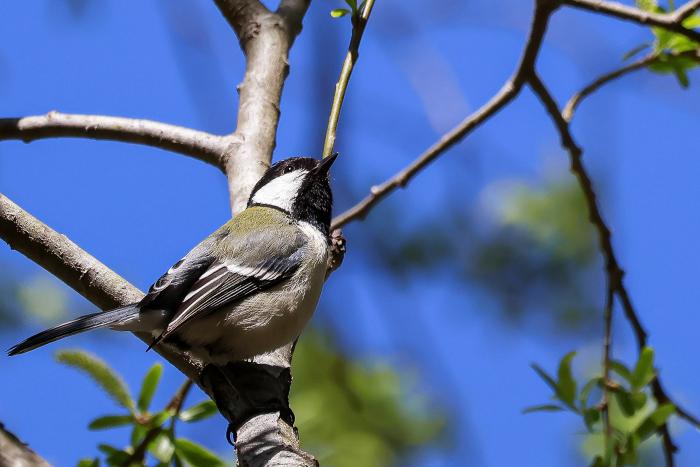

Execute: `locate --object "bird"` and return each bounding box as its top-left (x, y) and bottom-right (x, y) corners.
top-left (8, 155), bottom-right (337, 365)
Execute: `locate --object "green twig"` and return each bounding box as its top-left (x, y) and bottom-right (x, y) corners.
top-left (121, 379), bottom-right (194, 467)
top-left (322, 0), bottom-right (377, 157)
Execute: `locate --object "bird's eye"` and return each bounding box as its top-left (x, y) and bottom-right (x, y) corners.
top-left (284, 166), bottom-right (294, 174)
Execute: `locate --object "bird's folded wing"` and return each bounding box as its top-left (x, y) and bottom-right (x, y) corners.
top-left (139, 230), bottom-right (225, 311)
top-left (157, 229), bottom-right (306, 341)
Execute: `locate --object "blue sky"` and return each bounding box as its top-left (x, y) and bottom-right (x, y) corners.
top-left (1, 0), bottom-right (699, 465)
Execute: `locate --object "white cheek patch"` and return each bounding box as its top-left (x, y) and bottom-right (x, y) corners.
top-left (251, 170), bottom-right (308, 212)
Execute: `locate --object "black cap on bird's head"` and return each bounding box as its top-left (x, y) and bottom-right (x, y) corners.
top-left (249, 154), bottom-right (337, 235)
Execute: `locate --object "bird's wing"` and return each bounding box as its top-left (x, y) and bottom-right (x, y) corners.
top-left (155, 225), bottom-right (306, 342)
top-left (138, 229), bottom-right (227, 312)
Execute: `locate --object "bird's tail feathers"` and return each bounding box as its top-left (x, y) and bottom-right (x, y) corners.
top-left (8, 304), bottom-right (140, 356)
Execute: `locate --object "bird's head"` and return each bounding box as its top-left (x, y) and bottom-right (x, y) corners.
top-left (249, 154), bottom-right (337, 235)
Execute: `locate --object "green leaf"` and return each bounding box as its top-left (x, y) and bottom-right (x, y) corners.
top-left (579, 377), bottom-right (602, 410)
top-left (635, 0), bottom-right (657, 11)
top-left (179, 400), bottom-right (218, 422)
top-left (556, 352), bottom-right (577, 409)
top-left (150, 409), bottom-right (175, 428)
top-left (131, 424), bottom-right (148, 447)
top-left (97, 444), bottom-right (130, 466)
top-left (88, 414), bottom-right (133, 430)
top-left (149, 432), bottom-right (176, 463)
top-left (609, 360), bottom-right (632, 382)
top-left (635, 403), bottom-right (675, 440)
top-left (683, 14), bottom-right (700, 29)
top-left (330, 8), bottom-right (350, 17)
top-left (344, 0), bottom-right (357, 10)
top-left (55, 350), bottom-right (134, 411)
top-left (77, 458), bottom-right (99, 467)
top-left (631, 347), bottom-right (655, 390)
top-left (138, 363), bottom-right (163, 412)
top-left (615, 390), bottom-right (637, 417)
top-left (522, 404), bottom-right (564, 414)
top-left (583, 407), bottom-right (600, 432)
top-left (531, 363), bottom-right (557, 393)
top-left (174, 438), bottom-right (227, 467)
top-left (673, 66), bottom-right (690, 88)
top-left (619, 433), bottom-right (640, 465)
top-left (589, 455), bottom-right (606, 467)
top-left (631, 391), bottom-right (647, 411)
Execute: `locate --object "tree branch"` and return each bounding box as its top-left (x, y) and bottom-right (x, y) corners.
top-left (675, 0), bottom-right (700, 20)
top-left (122, 379), bottom-right (194, 467)
top-left (563, 49), bottom-right (700, 122)
top-left (214, 0), bottom-right (309, 213)
top-left (0, 422), bottom-right (50, 467)
top-left (527, 71), bottom-right (696, 467)
top-left (0, 112), bottom-right (227, 169)
top-left (331, 0), bottom-right (557, 229)
top-left (602, 280), bottom-right (614, 460)
top-left (276, 0), bottom-right (312, 40)
top-left (562, 0), bottom-right (700, 43)
top-left (323, 0), bottom-right (377, 157)
top-left (563, 53), bottom-right (657, 122)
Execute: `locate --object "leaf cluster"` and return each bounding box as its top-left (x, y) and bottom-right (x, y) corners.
top-left (291, 331), bottom-right (446, 467)
top-left (526, 348), bottom-right (675, 467)
top-left (330, 0), bottom-right (367, 19)
top-left (56, 350), bottom-right (223, 467)
top-left (627, 0), bottom-right (700, 87)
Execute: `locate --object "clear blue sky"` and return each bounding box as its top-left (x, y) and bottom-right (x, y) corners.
top-left (1, 0), bottom-right (699, 465)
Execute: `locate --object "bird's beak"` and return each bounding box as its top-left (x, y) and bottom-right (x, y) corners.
top-left (314, 153), bottom-right (338, 176)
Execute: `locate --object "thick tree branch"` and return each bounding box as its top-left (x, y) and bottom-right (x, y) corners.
top-left (277, 0), bottom-right (312, 39)
top-left (0, 112), bottom-right (226, 169)
top-left (331, 0), bottom-right (557, 229)
top-left (562, 0), bottom-right (700, 43)
top-left (215, 0), bottom-right (310, 213)
top-left (0, 422), bottom-right (50, 467)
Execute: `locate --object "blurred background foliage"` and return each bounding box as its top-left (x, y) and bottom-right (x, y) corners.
top-left (363, 168), bottom-right (602, 335)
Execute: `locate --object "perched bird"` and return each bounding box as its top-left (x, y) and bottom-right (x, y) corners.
top-left (9, 155), bottom-right (337, 365)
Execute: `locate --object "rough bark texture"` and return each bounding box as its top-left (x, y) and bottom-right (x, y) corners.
top-left (0, 423), bottom-right (50, 467)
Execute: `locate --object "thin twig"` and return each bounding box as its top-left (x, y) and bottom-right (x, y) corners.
top-left (0, 112), bottom-right (227, 169)
top-left (331, 0), bottom-right (557, 229)
top-left (563, 54), bottom-right (657, 122)
top-left (527, 72), bottom-right (678, 467)
top-left (322, 0), bottom-right (377, 157)
top-left (122, 379), bottom-right (194, 466)
top-left (602, 281), bottom-right (614, 461)
top-left (564, 49), bottom-right (700, 122)
top-left (562, 0), bottom-right (700, 43)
